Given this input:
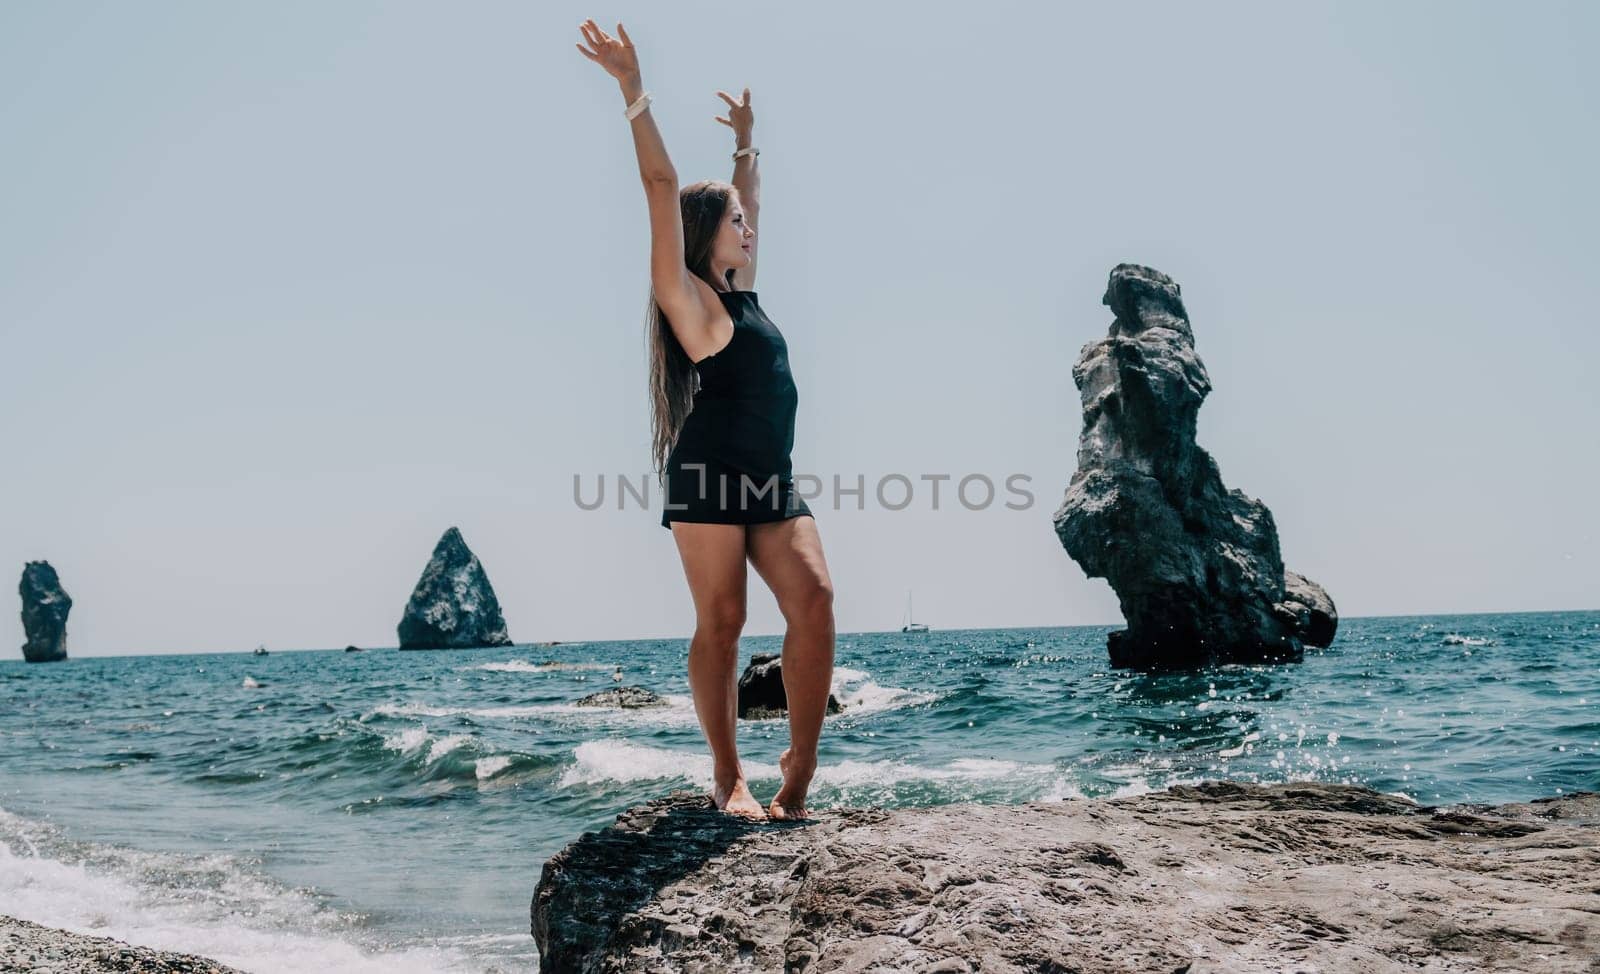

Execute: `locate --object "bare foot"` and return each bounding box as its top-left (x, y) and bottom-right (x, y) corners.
top-left (769, 747), bottom-right (817, 820)
top-left (710, 773), bottom-right (768, 820)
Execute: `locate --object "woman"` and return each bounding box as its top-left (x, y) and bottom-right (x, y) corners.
top-left (577, 19), bottom-right (835, 821)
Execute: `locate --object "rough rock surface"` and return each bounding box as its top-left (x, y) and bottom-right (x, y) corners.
top-left (0, 914), bottom-right (246, 973)
top-left (1277, 570), bottom-right (1338, 649)
top-left (737, 652), bottom-right (842, 719)
top-left (576, 686), bottom-right (670, 709)
top-left (396, 526), bottom-right (513, 649)
top-left (1053, 264), bottom-right (1337, 669)
top-left (531, 780), bottom-right (1600, 973)
top-left (19, 560), bottom-right (72, 663)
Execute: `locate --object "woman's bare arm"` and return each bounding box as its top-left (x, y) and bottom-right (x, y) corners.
top-left (576, 20), bottom-right (716, 352)
top-left (717, 88), bottom-right (759, 291)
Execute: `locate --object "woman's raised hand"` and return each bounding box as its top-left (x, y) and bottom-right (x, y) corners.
top-left (714, 88), bottom-right (754, 140)
top-left (575, 19), bottom-right (640, 82)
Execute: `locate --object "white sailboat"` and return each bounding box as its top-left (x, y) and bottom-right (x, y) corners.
top-left (901, 588), bottom-right (929, 633)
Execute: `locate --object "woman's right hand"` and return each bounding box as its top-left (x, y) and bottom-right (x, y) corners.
top-left (575, 19), bottom-right (641, 83)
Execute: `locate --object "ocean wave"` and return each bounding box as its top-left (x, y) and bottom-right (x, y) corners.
top-left (375, 725), bottom-right (552, 788)
top-left (0, 804), bottom-right (483, 973)
top-left (366, 664), bottom-right (934, 729)
top-left (555, 739), bottom-right (1087, 804)
top-left (468, 659), bottom-right (612, 673)
top-left (367, 695), bottom-right (699, 728)
top-left (824, 665), bottom-right (940, 719)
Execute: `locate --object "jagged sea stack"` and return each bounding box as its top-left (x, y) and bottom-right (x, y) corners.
top-left (1053, 264), bottom-right (1337, 670)
top-left (397, 527), bottom-right (513, 650)
top-left (19, 561), bottom-right (72, 663)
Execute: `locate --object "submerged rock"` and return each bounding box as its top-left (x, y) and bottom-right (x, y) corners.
top-left (575, 686), bottom-right (669, 709)
top-left (530, 780), bottom-right (1600, 973)
top-left (19, 561), bottom-right (71, 663)
top-left (397, 527), bottom-right (513, 650)
top-left (736, 652), bottom-right (842, 719)
top-left (1053, 264), bottom-right (1337, 669)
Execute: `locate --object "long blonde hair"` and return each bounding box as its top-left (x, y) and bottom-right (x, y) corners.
top-left (647, 180), bottom-right (739, 487)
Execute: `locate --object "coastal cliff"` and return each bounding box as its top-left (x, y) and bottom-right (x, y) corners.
top-left (532, 780), bottom-right (1599, 973)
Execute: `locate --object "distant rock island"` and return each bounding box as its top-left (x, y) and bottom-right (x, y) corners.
top-left (397, 527), bottom-right (513, 650)
top-left (19, 560), bottom-right (71, 663)
top-left (1054, 264), bottom-right (1337, 669)
top-left (530, 781), bottom-right (1599, 972)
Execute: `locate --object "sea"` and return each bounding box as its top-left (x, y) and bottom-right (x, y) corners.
top-left (1, 610), bottom-right (1596, 973)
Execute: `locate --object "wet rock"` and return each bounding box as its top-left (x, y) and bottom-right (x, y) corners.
top-left (1053, 264), bottom-right (1337, 669)
top-left (735, 652), bottom-right (842, 719)
top-left (1277, 570), bottom-right (1339, 648)
top-left (575, 686), bottom-right (669, 709)
top-left (19, 561), bottom-right (71, 663)
top-left (1, 914), bottom-right (247, 973)
top-left (530, 780), bottom-right (1600, 973)
top-left (397, 527), bottom-right (512, 650)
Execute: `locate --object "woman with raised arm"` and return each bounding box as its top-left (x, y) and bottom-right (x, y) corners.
top-left (576, 19), bottom-right (835, 821)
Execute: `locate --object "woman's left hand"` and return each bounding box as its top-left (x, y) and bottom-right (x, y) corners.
top-left (714, 87), bottom-right (755, 141)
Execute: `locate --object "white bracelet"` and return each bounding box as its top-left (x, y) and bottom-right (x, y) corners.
top-left (624, 91), bottom-right (652, 120)
top-left (733, 146), bottom-right (759, 160)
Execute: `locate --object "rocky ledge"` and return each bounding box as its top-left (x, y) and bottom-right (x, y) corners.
top-left (0, 915), bottom-right (245, 973)
top-left (531, 780), bottom-right (1599, 973)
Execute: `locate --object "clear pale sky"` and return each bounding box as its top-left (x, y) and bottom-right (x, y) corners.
top-left (3, 2), bottom-right (1595, 657)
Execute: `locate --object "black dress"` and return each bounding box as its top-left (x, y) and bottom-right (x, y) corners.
top-left (660, 289), bottom-right (813, 530)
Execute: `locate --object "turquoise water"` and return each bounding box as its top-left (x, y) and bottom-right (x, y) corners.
top-left (2, 610), bottom-right (1596, 972)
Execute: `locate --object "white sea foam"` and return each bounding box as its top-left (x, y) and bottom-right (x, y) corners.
top-left (1217, 730), bottom-right (1262, 759)
top-left (425, 734), bottom-right (474, 763)
top-left (556, 739), bottom-right (1077, 798)
top-left (474, 755), bottom-right (514, 781)
top-left (555, 740), bottom-right (729, 788)
top-left (0, 804), bottom-right (481, 973)
top-left (370, 696), bottom-right (700, 727)
top-left (369, 664), bottom-right (933, 729)
top-left (376, 726), bottom-right (528, 788)
top-left (380, 726), bottom-right (430, 755)
top-left (469, 659), bottom-right (612, 673)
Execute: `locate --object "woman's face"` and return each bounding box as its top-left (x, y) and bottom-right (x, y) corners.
top-left (713, 197), bottom-right (754, 272)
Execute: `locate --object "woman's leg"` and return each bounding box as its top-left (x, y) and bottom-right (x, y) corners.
top-left (670, 520), bottom-right (766, 819)
top-left (745, 514), bottom-right (835, 819)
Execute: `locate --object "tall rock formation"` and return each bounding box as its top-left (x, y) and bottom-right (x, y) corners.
top-left (397, 527), bottom-right (513, 650)
top-left (1053, 264), bottom-right (1337, 670)
top-left (19, 561), bottom-right (72, 663)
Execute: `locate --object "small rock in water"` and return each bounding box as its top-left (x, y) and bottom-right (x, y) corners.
top-left (736, 653), bottom-right (842, 718)
top-left (574, 686), bottom-right (668, 709)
